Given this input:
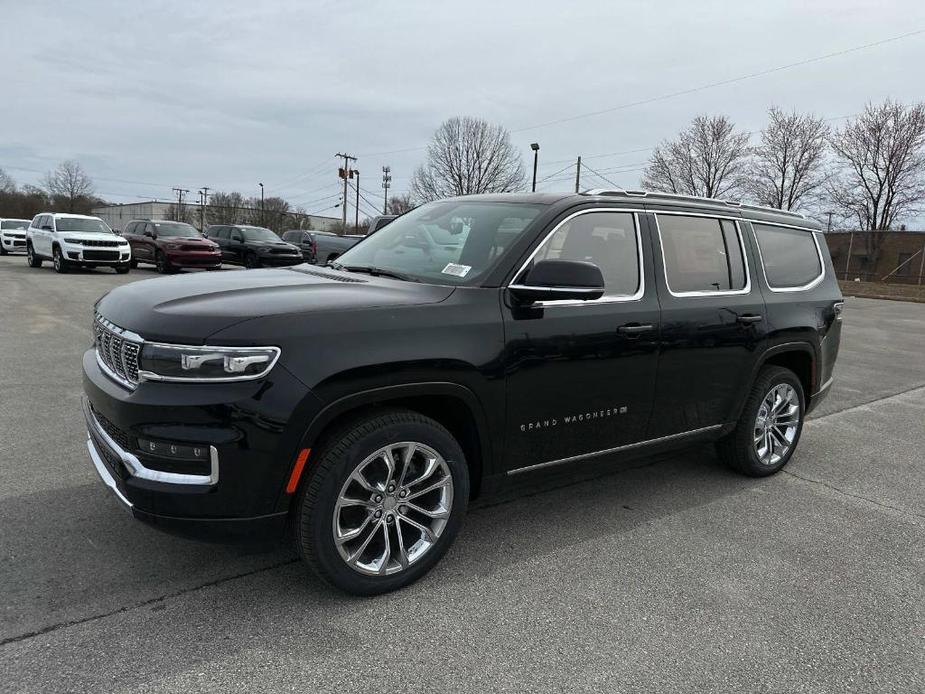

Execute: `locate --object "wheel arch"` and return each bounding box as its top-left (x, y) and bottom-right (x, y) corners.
top-left (733, 342), bottom-right (818, 424)
top-left (289, 382), bottom-right (493, 503)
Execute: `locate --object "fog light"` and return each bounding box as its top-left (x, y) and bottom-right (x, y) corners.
top-left (137, 437), bottom-right (210, 462)
top-left (68, 252), bottom-right (80, 260)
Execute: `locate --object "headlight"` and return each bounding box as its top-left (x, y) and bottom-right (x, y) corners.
top-left (138, 343), bottom-right (281, 382)
top-left (164, 243), bottom-right (180, 250)
top-left (257, 246), bottom-right (272, 254)
top-left (63, 237), bottom-right (80, 244)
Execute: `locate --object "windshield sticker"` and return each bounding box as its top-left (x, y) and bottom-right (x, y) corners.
top-left (442, 263), bottom-right (471, 277)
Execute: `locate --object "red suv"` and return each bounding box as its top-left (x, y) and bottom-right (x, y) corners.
top-left (123, 220), bottom-right (221, 273)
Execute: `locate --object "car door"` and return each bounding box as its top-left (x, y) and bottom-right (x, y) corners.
top-left (141, 223), bottom-right (159, 262)
top-left (209, 226), bottom-right (229, 260)
top-left (124, 222), bottom-right (142, 260)
top-left (227, 227), bottom-right (245, 263)
top-left (36, 215), bottom-right (54, 256)
top-left (501, 208), bottom-right (661, 472)
top-left (647, 209), bottom-right (767, 438)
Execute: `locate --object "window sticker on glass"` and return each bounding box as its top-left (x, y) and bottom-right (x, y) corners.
top-left (442, 262), bottom-right (471, 277)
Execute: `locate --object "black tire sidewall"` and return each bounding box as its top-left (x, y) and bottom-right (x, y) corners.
top-left (53, 246), bottom-right (67, 273)
top-left (739, 368), bottom-right (806, 475)
top-left (156, 252), bottom-right (169, 274)
top-left (244, 252), bottom-right (259, 268)
top-left (299, 413), bottom-right (469, 595)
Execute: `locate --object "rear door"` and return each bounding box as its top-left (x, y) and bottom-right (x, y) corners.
top-left (501, 208), bottom-right (661, 472)
top-left (647, 209), bottom-right (767, 438)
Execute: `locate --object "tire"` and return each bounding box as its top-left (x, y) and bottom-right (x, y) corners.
top-left (26, 244), bottom-right (42, 268)
top-left (717, 365), bottom-right (805, 477)
top-left (0, 244), bottom-right (7, 256)
top-left (244, 252), bottom-right (260, 269)
top-left (115, 264), bottom-right (131, 274)
top-left (129, 258), bottom-right (138, 269)
top-left (52, 245), bottom-right (69, 274)
top-left (155, 251), bottom-right (173, 274)
top-left (294, 409), bottom-right (469, 595)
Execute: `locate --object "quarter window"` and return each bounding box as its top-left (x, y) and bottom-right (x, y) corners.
top-left (753, 224), bottom-right (822, 288)
top-left (658, 215), bottom-right (747, 294)
top-left (526, 211), bottom-right (640, 298)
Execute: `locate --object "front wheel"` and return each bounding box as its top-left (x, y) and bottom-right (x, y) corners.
top-left (115, 264), bottom-right (131, 274)
top-left (52, 246), bottom-right (69, 274)
top-left (0, 244), bottom-right (7, 256)
top-left (294, 409), bottom-right (469, 595)
top-left (717, 365), bottom-right (805, 477)
top-left (155, 251), bottom-right (173, 274)
top-left (244, 252), bottom-right (260, 269)
top-left (27, 244), bottom-right (42, 268)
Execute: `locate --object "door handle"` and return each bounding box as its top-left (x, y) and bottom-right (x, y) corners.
top-left (736, 314), bottom-right (763, 324)
top-left (618, 323), bottom-right (654, 335)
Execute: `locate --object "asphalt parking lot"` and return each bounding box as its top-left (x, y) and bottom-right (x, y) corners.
top-left (0, 254), bottom-right (923, 693)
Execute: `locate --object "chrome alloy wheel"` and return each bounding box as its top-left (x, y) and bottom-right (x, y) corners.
top-left (333, 442), bottom-right (454, 576)
top-left (753, 383), bottom-right (800, 466)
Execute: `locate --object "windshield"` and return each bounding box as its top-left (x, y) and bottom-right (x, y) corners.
top-left (55, 217), bottom-right (112, 233)
top-left (1, 220), bottom-right (30, 230)
top-left (153, 222), bottom-right (201, 238)
top-left (239, 226), bottom-right (281, 241)
top-left (335, 200), bottom-right (543, 284)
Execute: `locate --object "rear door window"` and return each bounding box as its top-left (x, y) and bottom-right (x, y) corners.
top-left (753, 223), bottom-right (823, 289)
top-left (657, 214), bottom-right (748, 294)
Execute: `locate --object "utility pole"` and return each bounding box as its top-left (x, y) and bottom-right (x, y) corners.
top-left (381, 166), bottom-right (391, 214)
top-left (575, 156), bottom-right (582, 193)
top-left (172, 187), bottom-right (189, 222)
top-left (335, 153), bottom-right (357, 230)
top-left (199, 187), bottom-right (210, 231)
top-left (258, 183), bottom-right (264, 226)
top-left (530, 143), bottom-right (540, 192)
top-left (354, 170), bottom-right (360, 231)
top-left (826, 211), bottom-right (834, 233)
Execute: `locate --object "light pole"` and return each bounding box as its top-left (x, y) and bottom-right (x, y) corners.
top-left (258, 182), bottom-right (264, 226)
top-left (530, 143), bottom-right (540, 192)
top-left (354, 170), bottom-right (360, 231)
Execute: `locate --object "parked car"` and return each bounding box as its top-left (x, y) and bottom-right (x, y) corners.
top-left (82, 189), bottom-right (842, 595)
top-left (27, 212), bottom-right (131, 273)
top-left (365, 215), bottom-right (397, 235)
top-left (204, 224), bottom-right (302, 268)
top-left (122, 219), bottom-right (221, 273)
top-left (281, 229), bottom-right (362, 265)
top-left (0, 218), bottom-right (31, 255)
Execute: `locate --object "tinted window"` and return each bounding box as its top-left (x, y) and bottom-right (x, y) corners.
top-left (753, 224), bottom-right (822, 288)
top-left (281, 231), bottom-right (296, 241)
top-left (1, 219), bottom-right (30, 230)
top-left (55, 217), bottom-right (112, 233)
top-left (527, 211), bottom-right (640, 297)
top-left (239, 226), bottom-right (280, 241)
top-left (152, 221), bottom-right (200, 238)
top-left (658, 215), bottom-right (747, 293)
top-left (208, 227), bottom-right (228, 239)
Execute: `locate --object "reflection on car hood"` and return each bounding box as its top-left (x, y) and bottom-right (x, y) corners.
top-left (96, 266), bottom-right (455, 343)
top-left (56, 232), bottom-right (125, 241)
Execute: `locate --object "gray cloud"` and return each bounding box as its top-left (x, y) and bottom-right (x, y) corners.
top-left (2, 0), bottom-right (924, 213)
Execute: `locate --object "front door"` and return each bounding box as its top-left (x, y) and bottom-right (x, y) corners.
top-left (647, 210), bottom-right (768, 438)
top-left (501, 209), bottom-right (660, 473)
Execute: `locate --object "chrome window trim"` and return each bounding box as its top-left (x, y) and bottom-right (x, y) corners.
top-left (749, 222), bottom-right (827, 293)
top-left (509, 209), bottom-right (646, 306)
top-left (137, 343), bottom-right (281, 383)
top-left (652, 212), bottom-right (752, 298)
top-left (83, 396), bottom-right (219, 486)
top-left (507, 423), bottom-right (724, 475)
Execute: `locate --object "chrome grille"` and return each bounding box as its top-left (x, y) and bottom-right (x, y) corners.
top-left (81, 239), bottom-right (121, 247)
top-left (94, 315), bottom-right (142, 388)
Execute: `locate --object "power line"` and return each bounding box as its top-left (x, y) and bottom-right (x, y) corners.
top-left (513, 29), bottom-right (925, 132)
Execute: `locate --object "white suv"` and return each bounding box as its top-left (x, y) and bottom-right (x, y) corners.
top-left (27, 213), bottom-right (132, 274)
top-left (0, 218), bottom-right (32, 255)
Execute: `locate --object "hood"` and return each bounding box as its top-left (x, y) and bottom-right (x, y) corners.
top-left (96, 266), bottom-right (455, 343)
top-left (58, 232), bottom-right (126, 242)
top-left (248, 239), bottom-right (297, 249)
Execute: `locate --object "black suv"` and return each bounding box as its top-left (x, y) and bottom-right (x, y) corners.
top-left (82, 190), bottom-right (842, 594)
top-left (203, 224), bottom-right (302, 268)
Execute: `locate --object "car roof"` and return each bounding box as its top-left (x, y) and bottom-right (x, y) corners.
top-left (0, 217), bottom-right (31, 222)
top-left (40, 212), bottom-right (104, 220)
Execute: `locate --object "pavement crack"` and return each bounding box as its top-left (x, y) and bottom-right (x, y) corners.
top-left (0, 558), bottom-right (298, 649)
top-left (808, 382), bottom-right (925, 421)
top-left (783, 469), bottom-right (925, 522)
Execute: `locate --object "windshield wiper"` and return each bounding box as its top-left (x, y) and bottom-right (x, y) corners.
top-left (336, 265), bottom-right (419, 282)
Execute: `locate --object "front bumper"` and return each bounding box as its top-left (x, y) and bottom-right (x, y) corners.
top-left (63, 242), bottom-right (131, 265)
top-left (1, 235), bottom-right (27, 250)
top-left (82, 348), bottom-right (319, 540)
top-left (260, 254), bottom-right (303, 266)
top-left (165, 251), bottom-right (222, 268)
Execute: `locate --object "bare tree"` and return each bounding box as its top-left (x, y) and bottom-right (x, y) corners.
top-left (411, 116), bottom-right (526, 202)
top-left (642, 115), bottom-right (751, 198)
top-left (0, 168), bottom-right (15, 193)
top-left (206, 191), bottom-right (247, 226)
top-left (750, 107), bottom-right (829, 211)
top-left (828, 100), bottom-right (925, 270)
top-left (166, 203), bottom-right (194, 225)
top-left (42, 160), bottom-right (95, 212)
top-left (386, 194), bottom-right (415, 215)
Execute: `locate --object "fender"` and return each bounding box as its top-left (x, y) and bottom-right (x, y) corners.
top-left (726, 341), bottom-right (819, 431)
top-left (277, 381), bottom-right (495, 507)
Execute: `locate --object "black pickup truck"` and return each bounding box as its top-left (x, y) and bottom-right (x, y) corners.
top-left (83, 190), bottom-right (842, 594)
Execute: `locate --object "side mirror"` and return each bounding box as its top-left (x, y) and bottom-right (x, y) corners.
top-left (42, 225), bottom-right (53, 231)
top-left (509, 259), bottom-right (605, 303)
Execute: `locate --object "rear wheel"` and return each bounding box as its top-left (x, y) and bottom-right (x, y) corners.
top-left (717, 365), bottom-right (805, 476)
top-left (294, 409), bottom-right (469, 595)
top-left (244, 252), bottom-right (260, 269)
top-left (27, 244), bottom-right (42, 268)
top-left (52, 246), bottom-right (69, 274)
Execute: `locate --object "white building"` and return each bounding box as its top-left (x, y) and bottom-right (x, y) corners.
top-left (92, 200), bottom-right (340, 233)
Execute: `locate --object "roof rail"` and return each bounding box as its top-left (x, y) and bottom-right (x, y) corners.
top-left (581, 189), bottom-right (806, 219)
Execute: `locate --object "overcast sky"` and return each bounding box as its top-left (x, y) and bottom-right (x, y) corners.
top-left (2, 0), bottom-right (924, 217)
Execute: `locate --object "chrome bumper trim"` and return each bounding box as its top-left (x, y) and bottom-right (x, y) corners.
top-left (82, 396), bottom-right (219, 486)
top-left (817, 376), bottom-right (834, 394)
top-left (86, 436), bottom-right (134, 512)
